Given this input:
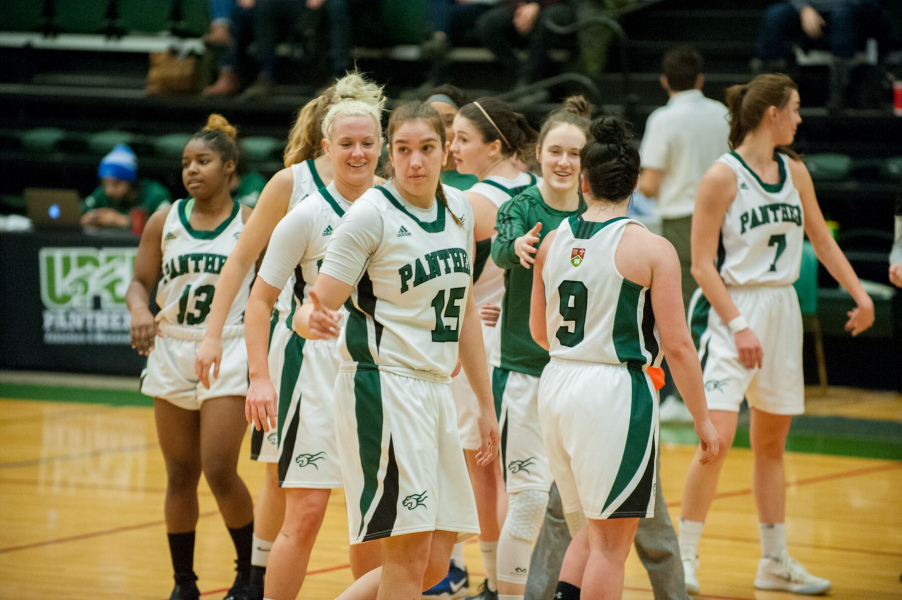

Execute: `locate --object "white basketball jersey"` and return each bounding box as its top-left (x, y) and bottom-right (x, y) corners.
top-left (258, 183), bottom-right (350, 308)
top-left (716, 152), bottom-right (804, 286)
top-left (334, 182), bottom-right (474, 379)
top-left (156, 199), bottom-right (252, 329)
top-left (273, 159), bottom-right (328, 322)
top-left (544, 215), bottom-right (662, 369)
top-left (470, 171), bottom-right (538, 307)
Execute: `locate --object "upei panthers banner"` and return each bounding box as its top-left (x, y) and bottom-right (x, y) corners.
top-left (39, 247), bottom-right (137, 345)
top-left (0, 231), bottom-right (145, 375)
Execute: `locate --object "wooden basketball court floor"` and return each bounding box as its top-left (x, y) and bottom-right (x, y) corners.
top-left (0, 377), bottom-right (899, 600)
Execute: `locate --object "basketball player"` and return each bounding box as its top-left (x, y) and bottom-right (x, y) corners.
top-left (434, 96), bottom-right (539, 600)
top-left (489, 97), bottom-right (589, 600)
top-left (127, 115), bottom-right (255, 600)
top-left (193, 84), bottom-right (348, 597)
top-left (294, 102), bottom-right (500, 600)
top-left (679, 74), bottom-right (874, 595)
top-left (242, 74), bottom-right (386, 600)
top-left (529, 115), bottom-right (719, 599)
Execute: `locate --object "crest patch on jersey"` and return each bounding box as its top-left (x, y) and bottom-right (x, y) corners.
top-left (571, 248), bottom-right (585, 267)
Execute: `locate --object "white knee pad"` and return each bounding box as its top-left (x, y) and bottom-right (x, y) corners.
top-left (564, 510), bottom-right (587, 537)
top-left (506, 489), bottom-right (549, 543)
top-left (496, 490), bottom-right (549, 585)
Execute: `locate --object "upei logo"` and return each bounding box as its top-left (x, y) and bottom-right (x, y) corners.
top-left (570, 248), bottom-right (585, 267)
top-left (402, 490), bottom-right (428, 510)
top-left (295, 451), bottom-right (326, 469)
top-left (508, 457), bottom-right (536, 475)
top-left (39, 247), bottom-right (137, 345)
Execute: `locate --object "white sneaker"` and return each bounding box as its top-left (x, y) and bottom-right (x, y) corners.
top-left (754, 551), bottom-right (831, 595)
top-left (660, 395), bottom-right (694, 424)
top-left (682, 555), bottom-right (700, 595)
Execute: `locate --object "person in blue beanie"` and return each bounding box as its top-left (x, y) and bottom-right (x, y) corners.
top-left (81, 144), bottom-right (172, 228)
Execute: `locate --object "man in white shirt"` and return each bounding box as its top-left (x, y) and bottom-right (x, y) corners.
top-left (639, 45), bottom-right (729, 422)
top-left (639, 44), bottom-right (730, 307)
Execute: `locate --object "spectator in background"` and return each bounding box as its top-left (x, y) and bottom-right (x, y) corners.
top-left (891, 192), bottom-right (901, 287)
top-left (204, 0), bottom-right (368, 99)
top-left (752, 0), bottom-right (887, 109)
top-left (81, 144), bottom-right (171, 228)
top-left (420, 0), bottom-right (501, 87)
top-left (476, 0), bottom-right (576, 90)
top-left (205, 0), bottom-right (235, 47)
top-left (638, 45), bottom-right (729, 422)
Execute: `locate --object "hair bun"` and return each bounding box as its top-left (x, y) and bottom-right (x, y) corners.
top-left (203, 114), bottom-right (237, 140)
top-left (332, 71), bottom-right (386, 112)
top-left (562, 95), bottom-right (591, 119)
top-left (590, 116), bottom-right (631, 145)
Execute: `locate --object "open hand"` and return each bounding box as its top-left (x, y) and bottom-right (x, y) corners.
top-left (514, 222), bottom-right (542, 269)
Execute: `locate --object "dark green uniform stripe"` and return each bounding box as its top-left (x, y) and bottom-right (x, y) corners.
top-left (609, 437), bottom-right (656, 518)
top-left (613, 278), bottom-right (648, 366)
top-left (277, 333), bottom-right (306, 443)
top-left (491, 367), bottom-right (510, 421)
top-left (278, 397), bottom-right (301, 485)
top-left (473, 239), bottom-right (492, 282)
top-left (689, 291), bottom-right (712, 351)
top-left (344, 272), bottom-right (384, 538)
top-left (602, 368), bottom-right (655, 513)
top-left (363, 437), bottom-right (399, 541)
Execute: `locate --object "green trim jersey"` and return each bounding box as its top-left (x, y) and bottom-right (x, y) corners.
top-left (258, 181), bottom-right (349, 310)
top-left (544, 216), bottom-right (662, 369)
top-left (156, 199), bottom-right (251, 331)
top-left (470, 172), bottom-right (539, 307)
top-left (715, 152), bottom-right (804, 287)
top-left (319, 181), bottom-right (474, 380)
top-left (491, 185), bottom-right (585, 376)
top-left (272, 159), bottom-right (327, 326)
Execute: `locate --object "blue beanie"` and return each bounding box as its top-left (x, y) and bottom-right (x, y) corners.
top-left (98, 144), bottom-right (138, 183)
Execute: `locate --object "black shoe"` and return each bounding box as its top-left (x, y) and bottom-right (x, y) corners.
top-left (222, 565), bottom-right (251, 600)
top-left (169, 572), bottom-right (200, 600)
top-left (465, 580), bottom-right (498, 600)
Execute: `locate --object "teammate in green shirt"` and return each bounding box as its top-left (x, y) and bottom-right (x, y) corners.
top-left (488, 98), bottom-right (589, 600)
top-left (81, 144), bottom-right (171, 228)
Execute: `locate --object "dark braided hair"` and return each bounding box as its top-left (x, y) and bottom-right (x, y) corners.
top-left (387, 101), bottom-right (462, 226)
top-left (580, 116), bottom-right (640, 204)
top-left (457, 97), bottom-right (537, 162)
top-left (189, 114), bottom-right (239, 164)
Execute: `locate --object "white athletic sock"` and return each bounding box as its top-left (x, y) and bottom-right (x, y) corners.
top-left (451, 542), bottom-right (466, 570)
top-left (678, 519), bottom-right (705, 559)
top-left (478, 540), bottom-right (499, 591)
top-left (251, 534), bottom-right (273, 568)
top-left (758, 523), bottom-right (787, 559)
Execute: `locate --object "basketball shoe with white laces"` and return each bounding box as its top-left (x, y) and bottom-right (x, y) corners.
top-left (682, 555), bottom-right (699, 595)
top-left (754, 550), bottom-right (831, 595)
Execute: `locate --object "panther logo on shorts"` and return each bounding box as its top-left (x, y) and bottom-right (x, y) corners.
top-left (267, 432), bottom-right (278, 445)
top-left (704, 378), bottom-right (731, 392)
top-left (295, 451), bottom-right (326, 469)
top-left (402, 491), bottom-right (428, 510)
top-left (508, 457), bottom-right (536, 475)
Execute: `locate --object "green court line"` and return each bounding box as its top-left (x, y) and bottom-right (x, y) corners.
top-left (3, 382), bottom-right (901, 461)
top-left (0, 382), bottom-right (150, 407)
top-left (661, 413), bottom-right (902, 461)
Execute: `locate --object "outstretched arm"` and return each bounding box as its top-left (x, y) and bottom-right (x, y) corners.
top-left (791, 160), bottom-right (874, 336)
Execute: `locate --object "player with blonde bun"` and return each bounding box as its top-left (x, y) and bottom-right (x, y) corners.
top-left (127, 114), bottom-right (255, 600)
top-left (243, 72), bottom-right (386, 600)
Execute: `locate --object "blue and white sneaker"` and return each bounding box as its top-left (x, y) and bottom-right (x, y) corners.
top-left (423, 561), bottom-right (469, 599)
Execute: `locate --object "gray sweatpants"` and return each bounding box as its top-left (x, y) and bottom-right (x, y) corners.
top-left (524, 465), bottom-right (689, 600)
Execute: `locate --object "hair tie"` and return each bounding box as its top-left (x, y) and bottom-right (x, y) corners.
top-left (473, 101), bottom-right (511, 150)
top-left (427, 94), bottom-right (458, 109)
